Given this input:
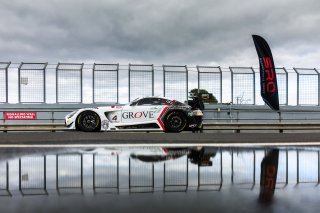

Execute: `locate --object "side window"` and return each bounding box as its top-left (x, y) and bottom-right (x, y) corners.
top-left (151, 98), bottom-right (162, 105)
top-left (136, 98), bottom-right (153, 106)
top-left (160, 98), bottom-right (171, 105)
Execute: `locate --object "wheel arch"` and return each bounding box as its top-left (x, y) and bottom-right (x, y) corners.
top-left (163, 109), bottom-right (188, 121)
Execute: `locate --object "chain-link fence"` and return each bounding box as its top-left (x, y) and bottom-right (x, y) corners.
top-left (93, 64), bottom-right (119, 104)
top-left (163, 65), bottom-right (188, 103)
top-left (129, 64), bottom-right (154, 101)
top-left (19, 63), bottom-right (47, 103)
top-left (197, 66), bottom-right (222, 103)
top-left (2, 62), bottom-right (320, 106)
top-left (0, 62), bottom-right (10, 103)
top-left (56, 63), bottom-right (83, 103)
top-left (276, 68), bottom-right (289, 105)
top-left (295, 68), bottom-right (319, 105)
top-left (231, 67), bottom-right (255, 105)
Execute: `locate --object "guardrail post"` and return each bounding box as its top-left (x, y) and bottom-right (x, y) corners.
top-left (279, 111), bottom-right (283, 133)
top-left (3, 117), bottom-right (7, 133)
top-left (51, 111), bottom-right (55, 132)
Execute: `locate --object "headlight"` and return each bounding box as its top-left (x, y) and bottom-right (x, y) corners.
top-left (193, 110), bottom-right (203, 116)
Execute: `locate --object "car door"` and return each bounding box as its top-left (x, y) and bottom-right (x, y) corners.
top-left (120, 98), bottom-right (157, 124)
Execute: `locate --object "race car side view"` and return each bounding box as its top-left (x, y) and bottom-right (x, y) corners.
top-left (65, 97), bottom-right (203, 133)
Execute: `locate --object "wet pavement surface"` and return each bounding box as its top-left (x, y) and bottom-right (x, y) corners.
top-left (0, 144), bottom-right (319, 212)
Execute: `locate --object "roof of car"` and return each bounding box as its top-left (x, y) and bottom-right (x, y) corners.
top-left (132, 96), bottom-right (168, 101)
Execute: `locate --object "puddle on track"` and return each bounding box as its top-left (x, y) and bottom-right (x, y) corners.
top-left (0, 145), bottom-right (319, 213)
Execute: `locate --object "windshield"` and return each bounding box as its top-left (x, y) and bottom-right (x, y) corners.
top-left (127, 98), bottom-right (139, 106)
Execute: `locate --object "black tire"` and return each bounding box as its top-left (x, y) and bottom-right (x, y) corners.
top-left (76, 111), bottom-right (101, 132)
top-left (164, 111), bottom-right (187, 133)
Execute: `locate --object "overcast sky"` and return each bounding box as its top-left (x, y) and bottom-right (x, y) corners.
top-left (1, 0), bottom-right (320, 68)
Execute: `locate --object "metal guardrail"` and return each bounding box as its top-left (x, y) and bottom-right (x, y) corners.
top-left (1, 122), bottom-right (320, 133)
top-left (0, 123), bottom-right (65, 132)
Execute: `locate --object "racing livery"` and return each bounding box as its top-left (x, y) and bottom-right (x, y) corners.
top-left (65, 97), bottom-right (203, 132)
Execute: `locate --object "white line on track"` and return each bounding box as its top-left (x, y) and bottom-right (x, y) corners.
top-left (0, 142), bottom-right (320, 148)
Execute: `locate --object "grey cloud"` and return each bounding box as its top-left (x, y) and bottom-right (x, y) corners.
top-left (0, 0), bottom-right (320, 67)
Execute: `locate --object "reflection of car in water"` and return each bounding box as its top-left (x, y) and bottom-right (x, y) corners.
top-left (65, 97), bottom-right (203, 133)
top-left (130, 147), bottom-right (217, 166)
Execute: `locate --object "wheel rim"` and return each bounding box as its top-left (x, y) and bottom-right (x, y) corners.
top-left (82, 114), bottom-right (97, 129)
top-left (169, 115), bottom-right (183, 129)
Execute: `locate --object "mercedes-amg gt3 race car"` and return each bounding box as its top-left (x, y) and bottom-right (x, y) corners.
top-left (65, 97), bottom-right (203, 133)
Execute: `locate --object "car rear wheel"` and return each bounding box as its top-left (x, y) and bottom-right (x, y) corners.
top-left (77, 111), bottom-right (101, 132)
top-left (164, 111), bottom-right (187, 133)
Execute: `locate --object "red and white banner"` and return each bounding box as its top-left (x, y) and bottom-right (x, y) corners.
top-left (4, 112), bottom-right (37, 120)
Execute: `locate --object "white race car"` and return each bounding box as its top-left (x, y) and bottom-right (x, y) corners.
top-left (65, 97), bottom-right (203, 133)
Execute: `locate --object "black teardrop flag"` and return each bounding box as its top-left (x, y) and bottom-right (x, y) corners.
top-left (252, 35), bottom-right (279, 111)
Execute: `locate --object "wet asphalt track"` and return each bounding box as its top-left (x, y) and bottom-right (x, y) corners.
top-left (1, 132), bottom-right (320, 147)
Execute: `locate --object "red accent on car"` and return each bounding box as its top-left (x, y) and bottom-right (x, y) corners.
top-left (162, 148), bottom-right (170, 156)
top-left (157, 106), bottom-right (168, 131)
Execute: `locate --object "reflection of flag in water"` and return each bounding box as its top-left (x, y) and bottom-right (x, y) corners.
top-left (259, 149), bottom-right (279, 203)
top-left (252, 35), bottom-right (279, 111)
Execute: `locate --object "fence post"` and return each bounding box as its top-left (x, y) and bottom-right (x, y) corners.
top-left (252, 67), bottom-right (256, 105)
top-left (55, 63), bottom-right (59, 103)
top-left (128, 63), bottom-right (131, 102)
top-left (186, 65), bottom-right (188, 102)
top-left (316, 68), bottom-right (320, 106)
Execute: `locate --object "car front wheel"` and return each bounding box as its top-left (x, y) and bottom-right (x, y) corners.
top-left (77, 111), bottom-right (101, 132)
